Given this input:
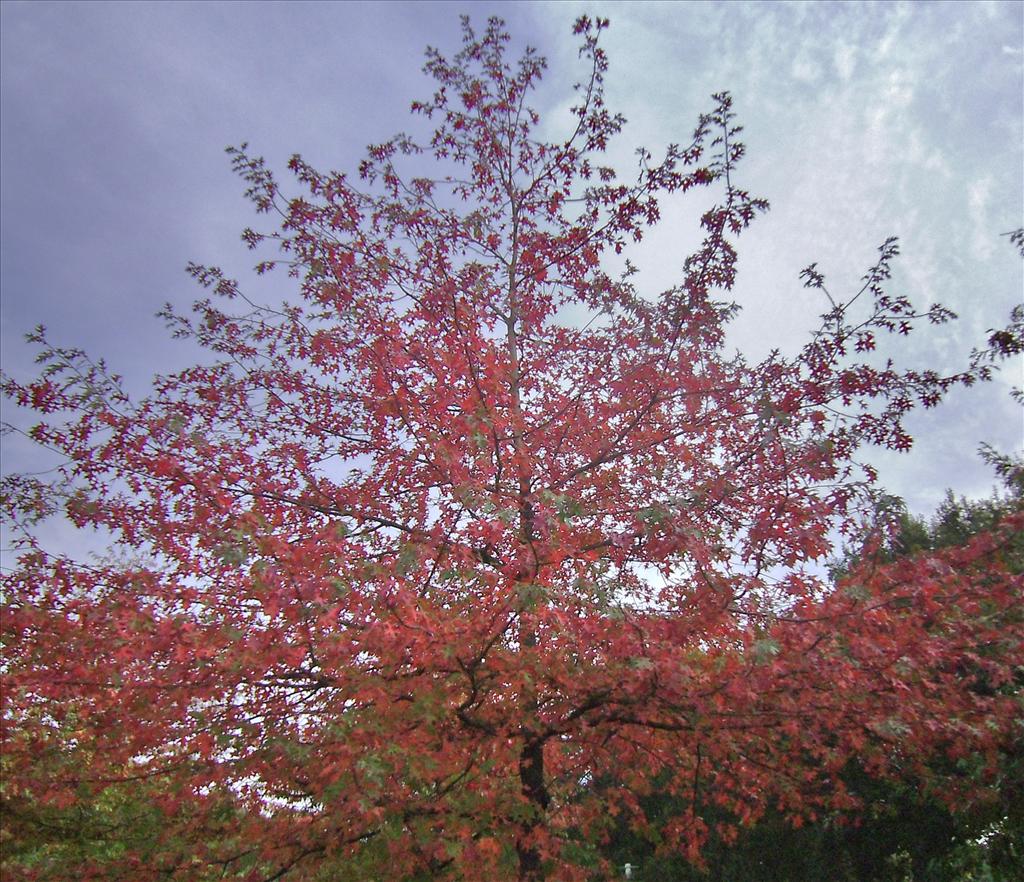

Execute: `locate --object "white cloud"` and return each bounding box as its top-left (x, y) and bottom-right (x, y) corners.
top-left (884, 68), bottom-right (916, 108)
top-left (906, 129), bottom-right (952, 177)
top-left (834, 42), bottom-right (857, 81)
top-left (791, 54), bottom-right (822, 84)
top-left (968, 176), bottom-right (996, 261)
top-left (873, 1), bottom-right (913, 61)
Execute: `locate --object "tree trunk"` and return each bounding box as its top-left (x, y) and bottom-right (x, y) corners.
top-left (516, 737), bottom-right (550, 882)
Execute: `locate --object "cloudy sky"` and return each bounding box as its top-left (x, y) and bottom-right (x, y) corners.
top-left (2, 0), bottom-right (1022, 523)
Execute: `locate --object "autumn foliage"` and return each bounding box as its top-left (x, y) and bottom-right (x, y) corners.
top-left (2, 17), bottom-right (1021, 882)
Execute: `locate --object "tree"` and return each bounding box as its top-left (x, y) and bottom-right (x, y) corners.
top-left (2, 16), bottom-right (1021, 882)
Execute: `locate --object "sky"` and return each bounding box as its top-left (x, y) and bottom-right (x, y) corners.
top-left (1, 0), bottom-right (1022, 530)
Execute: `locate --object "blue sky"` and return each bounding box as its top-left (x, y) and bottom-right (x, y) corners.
top-left (2, 0), bottom-right (1022, 521)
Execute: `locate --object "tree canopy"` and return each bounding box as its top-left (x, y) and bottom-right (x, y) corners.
top-left (2, 16), bottom-right (1021, 882)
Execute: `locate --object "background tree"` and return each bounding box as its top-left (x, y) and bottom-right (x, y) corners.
top-left (2, 16), bottom-right (1020, 882)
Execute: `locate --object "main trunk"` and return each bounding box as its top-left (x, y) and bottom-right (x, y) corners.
top-left (516, 737), bottom-right (550, 882)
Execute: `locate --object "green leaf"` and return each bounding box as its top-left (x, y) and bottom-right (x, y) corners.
top-left (516, 582), bottom-right (546, 610)
top-left (751, 637), bottom-right (781, 664)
